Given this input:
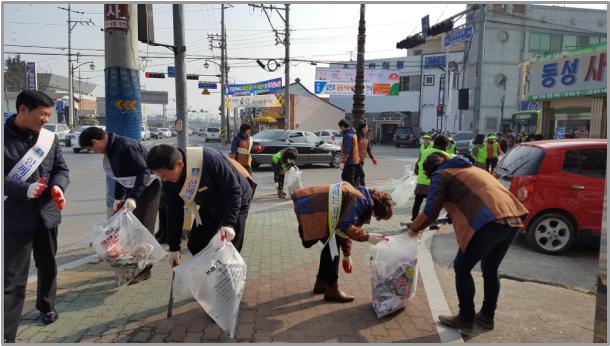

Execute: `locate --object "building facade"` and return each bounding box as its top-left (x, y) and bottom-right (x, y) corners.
top-left (459, 4), bottom-right (607, 135)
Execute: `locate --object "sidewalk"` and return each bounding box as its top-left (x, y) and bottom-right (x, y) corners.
top-left (16, 206), bottom-right (442, 343)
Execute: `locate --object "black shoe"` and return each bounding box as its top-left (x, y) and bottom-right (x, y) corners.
top-left (41, 310), bottom-right (59, 325)
top-left (4, 337), bottom-right (16, 343)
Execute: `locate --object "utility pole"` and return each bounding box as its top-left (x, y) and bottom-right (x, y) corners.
top-left (173, 4), bottom-right (188, 149)
top-left (220, 4), bottom-right (227, 144)
top-left (284, 4), bottom-right (290, 130)
top-left (59, 5), bottom-right (94, 128)
top-left (352, 4), bottom-right (366, 129)
top-left (472, 4), bottom-right (486, 137)
top-left (104, 4), bottom-right (142, 217)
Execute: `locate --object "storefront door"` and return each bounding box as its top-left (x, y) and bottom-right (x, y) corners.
top-left (553, 108), bottom-right (592, 138)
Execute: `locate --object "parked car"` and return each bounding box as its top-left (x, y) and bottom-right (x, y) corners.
top-left (393, 127), bottom-right (418, 148)
top-left (141, 126), bottom-right (150, 141)
top-left (149, 127), bottom-right (162, 139)
top-left (198, 128), bottom-right (207, 137)
top-left (43, 123), bottom-right (71, 144)
top-left (495, 139), bottom-right (606, 255)
top-left (66, 125), bottom-right (106, 153)
top-left (450, 131), bottom-right (475, 154)
top-left (205, 127), bottom-right (221, 142)
top-left (313, 129), bottom-right (343, 146)
top-left (159, 128), bottom-right (172, 138)
top-left (250, 130), bottom-right (341, 170)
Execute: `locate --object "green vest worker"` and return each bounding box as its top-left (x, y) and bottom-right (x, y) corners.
top-left (419, 133), bottom-right (432, 152)
top-left (412, 134), bottom-right (449, 222)
top-left (447, 136), bottom-right (457, 155)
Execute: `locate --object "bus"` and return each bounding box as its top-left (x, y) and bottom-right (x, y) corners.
top-left (510, 110), bottom-right (542, 136)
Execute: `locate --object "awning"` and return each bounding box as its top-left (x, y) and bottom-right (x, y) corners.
top-left (252, 116), bottom-right (278, 123)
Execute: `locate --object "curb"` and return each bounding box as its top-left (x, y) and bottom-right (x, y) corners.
top-left (418, 229), bottom-right (464, 343)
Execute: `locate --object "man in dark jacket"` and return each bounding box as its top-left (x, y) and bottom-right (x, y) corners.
top-left (338, 119), bottom-right (360, 186)
top-left (78, 127), bottom-right (161, 232)
top-left (4, 90), bottom-right (69, 342)
top-left (146, 144), bottom-right (253, 267)
top-left (408, 153), bottom-right (528, 335)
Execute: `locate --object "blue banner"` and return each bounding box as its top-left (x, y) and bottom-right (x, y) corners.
top-left (424, 55), bottom-right (446, 69)
top-left (224, 77), bottom-right (283, 95)
top-left (168, 66), bottom-right (176, 78)
top-left (25, 62), bottom-right (37, 90)
top-left (444, 25), bottom-right (474, 47)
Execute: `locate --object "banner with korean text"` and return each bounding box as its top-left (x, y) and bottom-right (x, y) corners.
top-left (314, 67), bottom-right (400, 96)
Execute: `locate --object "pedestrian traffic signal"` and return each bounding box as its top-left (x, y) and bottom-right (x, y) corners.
top-left (427, 19), bottom-right (454, 37)
top-left (396, 34), bottom-right (425, 49)
top-left (145, 72), bottom-right (165, 78)
top-left (186, 74), bottom-right (199, 80)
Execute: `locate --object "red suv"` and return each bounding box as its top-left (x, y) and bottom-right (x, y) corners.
top-left (495, 139), bottom-right (606, 255)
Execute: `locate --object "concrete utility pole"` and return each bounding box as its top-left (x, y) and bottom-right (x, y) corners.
top-left (284, 4), bottom-right (290, 130)
top-left (472, 4), bottom-right (486, 137)
top-left (220, 4), bottom-right (227, 145)
top-left (104, 3), bottom-right (142, 216)
top-left (173, 4), bottom-right (188, 149)
top-left (352, 4), bottom-right (366, 129)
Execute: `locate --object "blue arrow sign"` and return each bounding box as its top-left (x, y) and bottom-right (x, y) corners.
top-left (168, 66), bottom-right (176, 78)
top-left (198, 82), bottom-right (217, 89)
top-left (444, 25), bottom-right (474, 47)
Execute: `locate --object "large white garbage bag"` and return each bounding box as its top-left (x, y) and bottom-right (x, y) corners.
top-left (390, 164), bottom-right (416, 207)
top-left (90, 210), bottom-right (167, 267)
top-left (283, 166), bottom-right (303, 198)
top-left (173, 232), bottom-right (247, 338)
top-left (369, 233), bottom-right (418, 319)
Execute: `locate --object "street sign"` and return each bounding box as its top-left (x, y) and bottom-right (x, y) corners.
top-left (25, 62), bottom-right (37, 90)
top-left (168, 66), bottom-right (175, 78)
top-left (104, 4), bottom-right (129, 32)
top-left (421, 15), bottom-right (430, 39)
top-left (198, 82), bottom-right (218, 89)
top-left (444, 25), bottom-right (474, 47)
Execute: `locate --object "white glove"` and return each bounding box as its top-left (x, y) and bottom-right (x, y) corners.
top-left (112, 199), bottom-right (123, 212)
top-left (367, 232), bottom-right (388, 245)
top-left (122, 198), bottom-right (137, 213)
top-left (220, 226), bottom-right (235, 242)
top-left (27, 179), bottom-right (48, 199)
top-left (169, 251), bottom-right (181, 268)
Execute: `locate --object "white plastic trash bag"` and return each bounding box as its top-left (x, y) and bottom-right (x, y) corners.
top-left (172, 232), bottom-right (247, 338)
top-left (369, 233), bottom-right (418, 319)
top-left (283, 166), bottom-right (303, 198)
top-left (90, 210), bottom-right (167, 267)
top-left (390, 164), bottom-right (416, 207)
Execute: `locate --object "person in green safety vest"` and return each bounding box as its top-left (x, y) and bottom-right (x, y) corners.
top-left (420, 133), bottom-right (432, 152)
top-left (272, 147), bottom-right (298, 198)
top-left (411, 135), bottom-right (449, 222)
top-left (471, 134), bottom-right (487, 170)
top-left (483, 134), bottom-right (503, 174)
top-left (447, 136), bottom-right (457, 155)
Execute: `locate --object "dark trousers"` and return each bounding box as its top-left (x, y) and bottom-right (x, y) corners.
top-left (453, 222), bottom-right (517, 323)
top-left (187, 199), bottom-right (251, 254)
top-left (272, 162), bottom-right (284, 190)
top-left (341, 163), bottom-right (357, 186)
top-left (4, 224), bottom-right (58, 341)
top-left (412, 194), bottom-right (427, 220)
top-left (354, 162), bottom-right (366, 187)
top-left (316, 237), bottom-right (343, 285)
top-left (486, 158), bottom-right (499, 173)
top-left (156, 185), bottom-right (169, 243)
top-left (133, 180), bottom-right (162, 234)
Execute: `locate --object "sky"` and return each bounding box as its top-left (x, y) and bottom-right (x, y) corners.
top-left (2, 2), bottom-right (607, 117)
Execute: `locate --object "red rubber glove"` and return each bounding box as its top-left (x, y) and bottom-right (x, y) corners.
top-left (371, 158), bottom-right (378, 165)
top-left (342, 256), bottom-right (352, 274)
top-left (50, 186), bottom-right (65, 211)
top-left (27, 177), bottom-right (48, 199)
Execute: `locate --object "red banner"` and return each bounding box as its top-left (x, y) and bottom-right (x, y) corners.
top-left (104, 4), bottom-right (129, 31)
top-left (373, 84), bottom-right (391, 95)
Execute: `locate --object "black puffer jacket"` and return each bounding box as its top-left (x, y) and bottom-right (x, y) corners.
top-left (105, 133), bottom-right (152, 200)
top-left (4, 116), bottom-right (70, 231)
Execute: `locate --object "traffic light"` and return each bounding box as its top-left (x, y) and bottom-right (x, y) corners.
top-left (186, 74), bottom-right (199, 80)
top-left (145, 72), bottom-right (165, 78)
top-left (427, 19), bottom-right (454, 37)
top-left (396, 34), bottom-right (425, 50)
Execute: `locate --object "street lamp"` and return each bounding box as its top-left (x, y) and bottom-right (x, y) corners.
top-left (70, 60), bottom-right (95, 126)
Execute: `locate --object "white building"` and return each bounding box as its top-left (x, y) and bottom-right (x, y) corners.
top-left (326, 52), bottom-right (463, 143)
top-left (456, 4), bottom-right (607, 135)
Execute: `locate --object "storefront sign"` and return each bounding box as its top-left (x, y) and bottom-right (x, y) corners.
top-left (444, 25), bottom-right (473, 47)
top-left (104, 4), bottom-right (129, 31)
top-left (25, 62), bottom-right (37, 90)
top-left (315, 81), bottom-right (396, 96)
top-left (424, 55), bottom-right (446, 69)
top-left (554, 127), bottom-right (566, 139)
top-left (315, 67), bottom-right (400, 84)
top-left (520, 43), bottom-right (607, 101)
top-left (224, 78), bottom-right (283, 95)
top-left (228, 94), bottom-right (281, 108)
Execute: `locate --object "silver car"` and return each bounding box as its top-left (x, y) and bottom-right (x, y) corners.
top-left (43, 123), bottom-right (71, 144)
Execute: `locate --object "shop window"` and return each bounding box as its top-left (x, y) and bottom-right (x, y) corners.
top-left (578, 36), bottom-right (590, 47)
top-left (512, 4), bottom-right (525, 14)
top-left (550, 34), bottom-right (563, 51)
top-left (529, 33), bottom-right (541, 51)
top-left (562, 35), bottom-right (578, 51)
top-left (400, 75), bottom-right (421, 91)
top-left (486, 117), bottom-right (498, 131)
top-left (423, 75), bottom-right (435, 86)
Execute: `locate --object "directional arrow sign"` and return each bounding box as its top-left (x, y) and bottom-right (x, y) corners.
top-left (444, 25), bottom-right (474, 47)
top-left (114, 99), bottom-right (137, 111)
